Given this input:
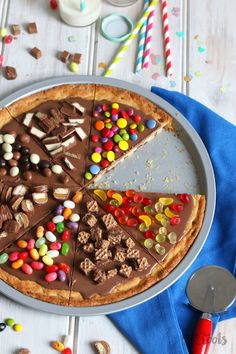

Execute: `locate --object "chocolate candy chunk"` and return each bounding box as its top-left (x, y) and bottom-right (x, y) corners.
top-left (5, 66), bottom-right (17, 80)
top-left (3, 220), bottom-right (20, 233)
top-left (86, 200), bottom-right (98, 213)
top-left (119, 264), bottom-right (132, 278)
top-left (82, 213), bottom-right (97, 227)
top-left (21, 199), bottom-right (34, 213)
top-left (12, 185), bottom-right (28, 196)
top-left (93, 269), bottom-right (106, 283)
top-left (50, 108), bottom-right (64, 125)
top-left (60, 50), bottom-right (70, 63)
top-left (107, 268), bottom-right (118, 279)
top-left (80, 258), bottom-right (95, 276)
top-left (31, 185), bottom-right (48, 193)
top-left (14, 212), bottom-right (29, 229)
top-left (32, 192), bottom-right (48, 205)
top-left (73, 53), bottom-right (81, 64)
top-left (10, 196), bottom-right (24, 211)
top-left (77, 231), bottom-right (90, 245)
top-left (53, 188), bottom-right (70, 200)
top-left (12, 24), bottom-right (21, 35)
top-left (52, 125), bottom-right (66, 136)
top-left (30, 47), bottom-right (42, 59)
top-left (27, 22), bottom-right (38, 34)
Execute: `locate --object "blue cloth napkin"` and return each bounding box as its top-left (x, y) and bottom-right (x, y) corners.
top-left (109, 88), bottom-right (236, 354)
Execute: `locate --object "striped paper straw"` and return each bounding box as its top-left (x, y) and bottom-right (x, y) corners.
top-left (143, 5), bottom-right (155, 69)
top-left (80, 0), bottom-right (86, 12)
top-left (161, 0), bottom-right (172, 77)
top-left (135, 0), bottom-right (149, 74)
top-left (103, 0), bottom-right (158, 78)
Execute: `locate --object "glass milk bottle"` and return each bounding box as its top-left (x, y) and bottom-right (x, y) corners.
top-left (58, 0), bottom-right (101, 27)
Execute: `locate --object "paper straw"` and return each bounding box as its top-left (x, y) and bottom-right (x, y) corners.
top-left (103, 0), bottom-right (158, 77)
top-left (161, 0), bottom-right (172, 77)
top-left (80, 0), bottom-right (86, 12)
top-left (135, 0), bottom-right (149, 74)
top-left (142, 5), bottom-right (155, 70)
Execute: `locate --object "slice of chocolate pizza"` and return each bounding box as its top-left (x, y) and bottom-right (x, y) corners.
top-left (69, 192), bottom-right (163, 307)
top-left (0, 190), bottom-right (83, 305)
top-left (89, 189), bottom-right (206, 278)
top-left (84, 84), bottom-right (172, 184)
top-left (0, 108), bottom-right (78, 188)
top-left (6, 84), bottom-right (96, 186)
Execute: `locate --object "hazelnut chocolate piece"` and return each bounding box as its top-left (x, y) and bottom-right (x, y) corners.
top-left (5, 66), bottom-right (17, 80)
top-left (73, 53), bottom-right (81, 64)
top-left (12, 24), bottom-right (21, 35)
top-left (27, 22), bottom-right (38, 34)
top-left (60, 50), bottom-right (70, 63)
top-left (30, 47), bottom-right (42, 59)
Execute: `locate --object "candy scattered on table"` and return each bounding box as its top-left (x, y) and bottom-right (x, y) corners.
top-left (18, 349), bottom-right (31, 354)
top-left (50, 0), bottom-right (58, 10)
top-left (13, 323), bottom-right (23, 332)
top-left (5, 318), bottom-right (15, 327)
top-left (27, 22), bottom-right (38, 34)
top-left (5, 66), bottom-right (17, 80)
top-left (30, 47), bottom-right (42, 59)
top-left (0, 27), bottom-right (7, 37)
top-left (11, 24), bottom-right (21, 36)
top-left (69, 62), bottom-right (78, 73)
top-left (94, 340), bottom-right (111, 354)
top-left (0, 322), bottom-right (6, 332)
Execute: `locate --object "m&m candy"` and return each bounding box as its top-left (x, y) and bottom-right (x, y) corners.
top-left (146, 119), bottom-right (157, 129)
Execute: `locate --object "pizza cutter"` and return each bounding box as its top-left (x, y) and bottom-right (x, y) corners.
top-left (186, 266), bottom-right (236, 354)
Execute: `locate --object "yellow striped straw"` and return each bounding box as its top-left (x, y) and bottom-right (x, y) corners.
top-left (103, 0), bottom-right (158, 77)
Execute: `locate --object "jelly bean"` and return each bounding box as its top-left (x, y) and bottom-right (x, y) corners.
top-left (19, 251), bottom-right (29, 260)
top-left (179, 193), bottom-right (190, 203)
top-left (171, 203), bottom-right (184, 212)
top-left (27, 239), bottom-right (35, 250)
top-left (143, 238), bottom-right (154, 249)
top-left (56, 205), bottom-right (64, 215)
top-left (4, 35), bottom-right (13, 44)
top-left (159, 197), bottom-right (174, 206)
top-left (36, 237), bottom-right (46, 248)
top-left (36, 225), bottom-right (45, 238)
top-left (146, 119), bottom-right (157, 129)
top-left (139, 215), bottom-right (151, 227)
top-left (17, 240), bottom-right (28, 248)
top-left (0, 322), bottom-right (6, 332)
top-left (47, 221), bottom-right (56, 232)
top-left (12, 259), bottom-right (23, 270)
top-left (142, 197), bottom-right (153, 206)
top-left (56, 222), bottom-right (65, 233)
top-left (39, 244), bottom-right (48, 257)
top-left (22, 263), bottom-right (33, 275)
top-left (5, 318), bottom-right (14, 327)
top-left (61, 242), bottom-right (70, 256)
top-left (13, 323), bottom-right (23, 332)
top-left (170, 216), bottom-right (181, 225)
top-left (139, 222), bottom-right (149, 232)
top-left (31, 261), bottom-right (44, 270)
top-left (72, 191), bottom-right (83, 204)
top-left (63, 348), bottom-right (72, 354)
top-left (91, 152), bottom-right (102, 163)
top-left (46, 265), bottom-right (58, 273)
top-left (127, 218), bottom-right (138, 227)
top-left (164, 207), bottom-right (177, 218)
top-left (69, 62), bottom-right (78, 73)
top-left (45, 231), bottom-right (57, 242)
top-left (9, 251), bottom-right (20, 262)
top-left (66, 222), bottom-right (78, 231)
top-left (47, 250), bottom-right (59, 258)
top-left (137, 123), bottom-right (145, 132)
top-left (42, 255), bottom-right (54, 266)
top-left (133, 193), bottom-right (144, 203)
top-left (167, 232), bottom-right (177, 244)
top-left (145, 230), bottom-right (155, 239)
top-left (63, 200), bottom-right (75, 209)
top-left (0, 253), bottom-right (8, 264)
top-left (155, 244), bottom-right (166, 255)
top-left (61, 230), bottom-right (70, 241)
top-left (89, 164), bottom-right (100, 175)
top-left (53, 215), bottom-right (64, 224)
top-left (118, 140), bottom-right (129, 151)
top-left (58, 269), bottom-right (66, 282)
top-left (85, 171), bottom-right (93, 180)
top-left (118, 215), bottom-right (128, 224)
top-left (45, 272), bottom-right (57, 282)
top-left (50, 242), bottom-right (62, 250)
top-left (30, 248), bottom-right (39, 260)
top-left (94, 120), bottom-right (104, 131)
top-left (125, 189), bottom-right (135, 197)
top-left (69, 213), bottom-right (80, 222)
top-left (58, 263), bottom-right (70, 273)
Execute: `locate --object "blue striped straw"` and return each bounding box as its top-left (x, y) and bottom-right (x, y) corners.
top-left (135, 0), bottom-right (150, 74)
top-left (80, 0), bottom-right (86, 12)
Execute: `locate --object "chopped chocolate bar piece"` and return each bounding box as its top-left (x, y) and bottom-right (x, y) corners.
top-left (64, 157), bottom-right (75, 170)
top-left (119, 264), bottom-right (132, 278)
top-left (45, 142), bottom-right (61, 152)
top-left (102, 213), bottom-right (117, 230)
top-left (38, 117), bottom-right (55, 133)
top-left (12, 24), bottom-right (21, 35)
top-left (50, 108), bottom-right (64, 124)
top-left (10, 196), bottom-right (24, 211)
top-left (75, 127), bottom-right (87, 141)
top-left (107, 268), bottom-right (118, 279)
top-left (43, 136), bottom-right (60, 144)
top-left (60, 128), bottom-right (75, 140)
top-left (93, 269), bottom-right (106, 283)
top-left (83, 213), bottom-right (97, 227)
top-left (114, 249), bottom-right (126, 262)
top-left (124, 237), bottom-right (135, 249)
top-left (127, 248), bottom-right (140, 260)
top-left (95, 248), bottom-right (109, 262)
top-left (3, 220), bottom-right (20, 233)
top-left (50, 146), bottom-right (65, 158)
top-left (90, 226), bottom-right (102, 241)
top-left (73, 53), bottom-right (81, 64)
top-left (72, 102), bottom-right (85, 115)
top-left (61, 136), bottom-right (76, 151)
top-left (30, 47), bottom-right (42, 59)
top-left (52, 125), bottom-right (66, 136)
top-left (83, 243), bottom-right (94, 253)
top-left (5, 66), bottom-right (17, 80)
top-left (77, 231), bottom-right (90, 245)
top-left (23, 113), bottom-right (34, 127)
top-left (32, 192), bottom-right (48, 205)
top-left (80, 258), bottom-right (95, 276)
top-left (68, 118), bottom-right (85, 124)
top-left (60, 50), bottom-right (70, 63)
top-left (27, 22), bottom-right (38, 34)
top-left (53, 188), bottom-right (70, 200)
top-left (86, 200), bottom-right (98, 213)
top-left (30, 126), bottom-right (46, 139)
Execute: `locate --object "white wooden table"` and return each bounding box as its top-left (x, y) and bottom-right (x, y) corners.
top-left (0, 1), bottom-right (235, 353)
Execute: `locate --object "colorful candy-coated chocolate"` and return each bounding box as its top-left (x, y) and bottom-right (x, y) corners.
top-left (69, 62), bottom-right (78, 73)
top-left (0, 253), bottom-right (8, 264)
top-left (30, 248), bottom-right (39, 260)
top-left (61, 242), bottom-right (70, 256)
top-left (31, 261), bottom-right (44, 270)
top-left (91, 134), bottom-right (99, 142)
top-left (146, 119), bottom-right (157, 129)
top-left (5, 318), bottom-right (14, 327)
top-left (46, 265), bottom-right (59, 273)
top-left (9, 251), bottom-right (19, 262)
top-left (0, 322), bottom-right (6, 332)
top-left (19, 251), bottom-right (29, 260)
top-left (21, 263), bottom-right (33, 275)
top-left (89, 164), bottom-right (100, 175)
top-left (47, 221), bottom-right (56, 232)
top-left (13, 323), bottom-right (23, 332)
top-left (85, 171), bottom-right (93, 180)
top-left (62, 348), bottom-right (72, 354)
top-left (130, 133), bottom-right (138, 141)
top-left (91, 152), bottom-right (102, 163)
top-left (42, 255), bottom-right (54, 266)
top-left (137, 123), bottom-right (145, 132)
top-left (56, 222), bottom-right (65, 233)
top-left (117, 118), bottom-right (127, 129)
top-left (0, 27), bottom-right (7, 37)
top-left (45, 272), bottom-right (57, 282)
top-left (66, 222), bottom-right (78, 231)
top-left (95, 146), bottom-right (103, 153)
top-left (27, 239), bottom-right (35, 250)
top-left (118, 140), bottom-right (129, 151)
top-left (36, 225), bottom-right (45, 238)
top-left (58, 262), bottom-right (70, 273)
top-left (17, 240), bottom-right (28, 248)
top-left (100, 159), bottom-right (109, 168)
top-left (50, 242), bottom-right (62, 250)
top-left (12, 259), bottom-right (24, 270)
top-left (94, 120), bottom-right (104, 131)
top-left (58, 269), bottom-right (66, 282)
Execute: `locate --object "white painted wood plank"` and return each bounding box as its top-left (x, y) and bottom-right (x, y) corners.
top-left (187, 0), bottom-right (236, 125)
top-left (95, 0), bottom-right (183, 91)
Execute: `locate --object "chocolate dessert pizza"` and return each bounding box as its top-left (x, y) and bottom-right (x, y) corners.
top-left (0, 83), bottom-right (206, 307)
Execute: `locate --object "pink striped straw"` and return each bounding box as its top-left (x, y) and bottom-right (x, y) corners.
top-left (161, 0), bottom-right (173, 77)
top-left (142, 6), bottom-right (155, 70)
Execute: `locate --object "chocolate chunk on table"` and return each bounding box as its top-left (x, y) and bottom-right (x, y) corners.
top-left (73, 53), bottom-right (81, 64)
top-left (11, 24), bottom-right (21, 36)
top-left (4, 66), bottom-right (17, 80)
top-left (60, 50), bottom-right (71, 63)
top-left (30, 47), bottom-right (42, 59)
top-left (27, 22), bottom-right (38, 34)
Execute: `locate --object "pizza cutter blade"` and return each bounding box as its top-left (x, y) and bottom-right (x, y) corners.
top-left (186, 266), bottom-right (236, 354)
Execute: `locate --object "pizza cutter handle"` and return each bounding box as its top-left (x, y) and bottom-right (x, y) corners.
top-left (192, 313), bottom-right (213, 354)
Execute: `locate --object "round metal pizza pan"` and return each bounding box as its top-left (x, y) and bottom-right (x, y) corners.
top-left (0, 76), bottom-right (216, 316)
